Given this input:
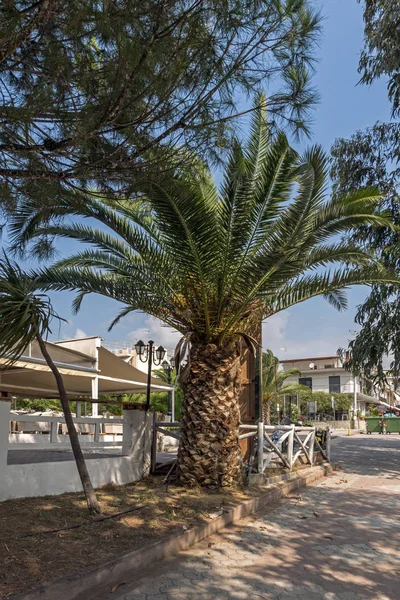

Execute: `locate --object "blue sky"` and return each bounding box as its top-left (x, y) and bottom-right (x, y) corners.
top-left (261, 0), bottom-right (392, 360)
top-left (26, 0), bottom-right (393, 359)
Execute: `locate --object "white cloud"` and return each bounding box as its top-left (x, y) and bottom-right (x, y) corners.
top-left (125, 309), bottom-right (350, 362)
top-left (74, 328), bottom-right (88, 339)
top-left (128, 316), bottom-right (181, 352)
top-left (262, 313), bottom-right (289, 354)
top-left (263, 312), bottom-right (350, 361)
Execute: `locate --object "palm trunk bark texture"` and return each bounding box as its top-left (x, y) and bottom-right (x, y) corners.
top-left (177, 342), bottom-right (242, 487)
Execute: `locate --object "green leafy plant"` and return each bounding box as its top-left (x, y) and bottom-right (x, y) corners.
top-left (261, 349), bottom-right (309, 423)
top-left (290, 404), bottom-right (300, 423)
top-left (330, 1), bottom-right (400, 382)
top-left (298, 390), bottom-right (351, 415)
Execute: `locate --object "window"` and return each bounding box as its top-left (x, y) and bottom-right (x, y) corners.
top-left (329, 376), bottom-right (341, 393)
top-left (299, 377), bottom-right (312, 390)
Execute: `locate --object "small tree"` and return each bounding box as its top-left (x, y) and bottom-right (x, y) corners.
top-left (152, 367), bottom-right (183, 420)
top-left (261, 350), bottom-right (309, 424)
top-left (0, 255), bottom-right (101, 517)
top-left (299, 390), bottom-right (351, 417)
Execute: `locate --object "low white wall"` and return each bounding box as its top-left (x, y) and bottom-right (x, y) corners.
top-left (312, 420), bottom-right (366, 431)
top-left (0, 455), bottom-right (143, 501)
top-left (0, 402), bottom-right (152, 501)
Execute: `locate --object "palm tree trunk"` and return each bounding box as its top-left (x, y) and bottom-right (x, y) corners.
top-left (177, 342), bottom-right (242, 487)
top-left (36, 333), bottom-right (102, 517)
top-left (262, 397), bottom-right (271, 425)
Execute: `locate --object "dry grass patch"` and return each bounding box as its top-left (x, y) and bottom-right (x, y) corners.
top-left (0, 477), bottom-right (256, 598)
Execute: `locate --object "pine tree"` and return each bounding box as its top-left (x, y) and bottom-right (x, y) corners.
top-left (0, 1), bottom-right (321, 213)
top-left (331, 1), bottom-right (400, 380)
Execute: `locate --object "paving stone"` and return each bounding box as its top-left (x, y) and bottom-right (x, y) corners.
top-left (96, 435), bottom-right (400, 600)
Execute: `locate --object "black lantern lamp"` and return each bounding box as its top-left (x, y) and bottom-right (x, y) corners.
top-left (161, 356), bottom-right (175, 385)
top-left (134, 339), bottom-right (145, 357)
top-left (155, 345), bottom-right (166, 363)
top-left (135, 340), bottom-right (166, 410)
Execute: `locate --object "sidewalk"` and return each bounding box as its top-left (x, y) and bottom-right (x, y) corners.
top-left (97, 435), bottom-right (400, 600)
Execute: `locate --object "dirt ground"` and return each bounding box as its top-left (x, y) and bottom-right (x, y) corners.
top-left (0, 477), bottom-right (257, 598)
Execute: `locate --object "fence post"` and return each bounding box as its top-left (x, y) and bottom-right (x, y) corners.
top-left (326, 427), bottom-right (331, 462)
top-left (50, 421), bottom-right (58, 443)
top-left (257, 421), bottom-right (264, 474)
top-left (287, 425), bottom-right (295, 470)
top-left (171, 389), bottom-right (175, 423)
top-left (151, 413), bottom-right (157, 474)
top-left (309, 427), bottom-right (315, 465)
top-left (94, 422), bottom-right (100, 442)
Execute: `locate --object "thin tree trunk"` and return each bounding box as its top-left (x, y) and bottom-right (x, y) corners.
top-left (36, 333), bottom-right (102, 517)
top-left (177, 342), bottom-right (242, 487)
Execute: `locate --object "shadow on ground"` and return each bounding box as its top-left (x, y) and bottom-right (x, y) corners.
top-left (98, 435), bottom-right (400, 600)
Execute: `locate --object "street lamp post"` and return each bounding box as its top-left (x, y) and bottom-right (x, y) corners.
top-left (135, 340), bottom-right (166, 411)
top-left (161, 357), bottom-right (175, 385)
top-left (162, 357), bottom-right (175, 418)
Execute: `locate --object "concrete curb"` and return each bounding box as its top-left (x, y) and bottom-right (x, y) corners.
top-left (13, 463), bottom-right (333, 600)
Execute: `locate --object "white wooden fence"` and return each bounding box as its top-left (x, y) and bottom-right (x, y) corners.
top-left (152, 420), bottom-right (330, 476)
top-left (239, 422), bottom-right (331, 474)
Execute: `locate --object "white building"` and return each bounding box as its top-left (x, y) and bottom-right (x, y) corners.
top-left (103, 341), bottom-right (172, 375)
top-left (279, 355), bottom-right (394, 417)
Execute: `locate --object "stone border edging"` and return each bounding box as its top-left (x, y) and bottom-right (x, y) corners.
top-left (12, 463), bottom-right (333, 600)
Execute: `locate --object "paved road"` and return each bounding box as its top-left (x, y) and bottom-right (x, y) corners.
top-left (97, 434), bottom-right (400, 600)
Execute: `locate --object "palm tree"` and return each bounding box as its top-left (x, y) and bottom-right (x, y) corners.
top-left (261, 350), bottom-right (309, 424)
top-left (0, 256), bottom-right (102, 516)
top-left (152, 367), bottom-right (183, 420)
top-left (10, 99), bottom-right (398, 487)
top-left (152, 367), bottom-right (177, 386)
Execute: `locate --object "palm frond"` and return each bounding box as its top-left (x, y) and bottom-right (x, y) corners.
top-left (0, 254), bottom-right (63, 367)
top-left (267, 265), bottom-right (400, 316)
top-left (7, 101), bottom-right (400, 348)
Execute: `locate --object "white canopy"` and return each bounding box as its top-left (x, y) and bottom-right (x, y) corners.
top-left (0, 337), bottom-right (171, 398)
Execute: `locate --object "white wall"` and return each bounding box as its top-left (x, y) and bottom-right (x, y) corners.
top-left (283, 369), bottom-right (358, 395)
top-left (0, 455), bottom-right (145, 501)
top-left (8, 434), bottom-right (122, 449)
top-left (0, 402), bottom-right (152, 501)
top-left (133, 349), bottom-right (171, 375)
top-left (54, 336), bottom-right (101, 360)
